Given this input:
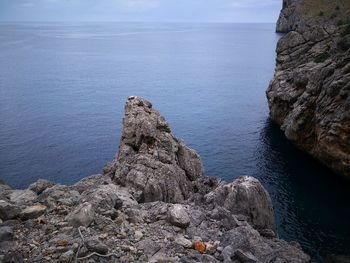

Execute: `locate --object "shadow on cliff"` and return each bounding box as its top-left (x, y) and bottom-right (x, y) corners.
top-left (255, 118), bottom-right (350, 262)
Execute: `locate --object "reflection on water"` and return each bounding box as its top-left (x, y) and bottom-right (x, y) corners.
top-left (256, 119), bottom-right (350, 261)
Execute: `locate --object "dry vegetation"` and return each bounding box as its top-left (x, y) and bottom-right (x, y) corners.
top-left (297, 0), bottom-right (350, 25)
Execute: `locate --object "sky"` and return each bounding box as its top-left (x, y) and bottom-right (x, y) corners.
top-left (0, 0), bottom-right (282, 23)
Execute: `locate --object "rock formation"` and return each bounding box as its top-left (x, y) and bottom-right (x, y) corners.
top-left (0, 97), bottom-right (310, 262)
top-left (276, 0), bottom-right (304, 33)
top-left (267, 0), bottom-right (350, 178)
top-left (104, 96), bottom-right (203, 203)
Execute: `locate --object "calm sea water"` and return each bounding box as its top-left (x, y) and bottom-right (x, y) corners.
top-left (0, 22), bottom-right (349, 261)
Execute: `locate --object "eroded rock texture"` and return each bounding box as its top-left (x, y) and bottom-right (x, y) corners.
top-left (276, 0), bottom-right (304, 33)
top-left (104, 96), bottom-right (204, 203)
top-left (204, 176), bottom-right (276, 232)
top-left (268, 1), bottom-right (350, 179)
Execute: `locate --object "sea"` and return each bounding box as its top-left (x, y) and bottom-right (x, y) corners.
top-left (0, 22), bottom-right (349, 262)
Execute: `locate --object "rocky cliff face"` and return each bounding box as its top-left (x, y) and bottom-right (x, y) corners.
top-left (267, 0), bottom-right (350, 178)
top-left (276, 0), bottom-right (304, 33)
top-left (0, 97), bottom-right (310, 262)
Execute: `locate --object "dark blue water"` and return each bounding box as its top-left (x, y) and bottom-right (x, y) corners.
top-left (0, 23), bottom-right (349, 261)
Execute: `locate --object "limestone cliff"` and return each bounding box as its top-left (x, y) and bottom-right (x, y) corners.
top-left (267, 0), bottom-right (350, 178)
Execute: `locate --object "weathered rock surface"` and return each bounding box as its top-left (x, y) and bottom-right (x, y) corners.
top-left (168, 204), bottom-right (191, 228)
top-left (19, 204), bottom-right (47, 220)
top-left (29, 179), bottom-right (55, 195)
top-left (104, 96), bottom-right (204, 203)
top-left (268, 0), bottom-right (350, 179)
top-left (204, 176), bottom-right (275, 232)
top-left (9, 189), bottom-right (37, 204)
top-left (66, 202), bottom-right (95, 227)
top-left (0, 97), bottom-right (310, 262)
top-left (0, 200), bottom-right (20, 221)
top-left (276, 0), bottom-right (304, 33)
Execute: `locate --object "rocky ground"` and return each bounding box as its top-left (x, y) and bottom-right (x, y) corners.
top-left (267, 0), bottom-right (350, 179)
top-left (0, 97), bottom-right (310, 262)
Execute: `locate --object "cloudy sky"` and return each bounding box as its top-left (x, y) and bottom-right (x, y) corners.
top-left (0, 0), bottom-right (282, 23)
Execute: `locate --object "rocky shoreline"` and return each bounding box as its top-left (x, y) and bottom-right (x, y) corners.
top-left (267, 0), bottom-right (350, 179)
top-left (0, 97), bottom-right (310, 262)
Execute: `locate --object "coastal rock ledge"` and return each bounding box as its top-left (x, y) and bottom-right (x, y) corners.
top-left (0, 96), bottom-right (309, 262)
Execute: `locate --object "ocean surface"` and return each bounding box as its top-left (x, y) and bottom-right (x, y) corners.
top-left (0, 22), bottom-right (349, 261)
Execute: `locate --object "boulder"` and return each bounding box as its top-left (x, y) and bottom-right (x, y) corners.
top-left (175, 236), bottom-right (193, 248)
top-left (219, 225), bottom-right (310, 262)
top-left (29, 179), bottom-right (54, 195)
top-left (168, 204), bottom-right (190, 228)
top-left (66, 202), bottom-right (95, 227)
top-left (205, 176), bottom-right (276, 231)
top-left (104, 96), bottom-right (203, 203)
top-left (0, 200), bottom-right (20, 220)
top-left (85, 237), bottom-right (109, 254)
top-left (38, 185), bottom-right (81, 208)
top-left (9, 189), bottom-right (37, 205)
top-left (19, 204), bottom-right (47, 220)
top-left (80, 183), bottom-right (137, 214)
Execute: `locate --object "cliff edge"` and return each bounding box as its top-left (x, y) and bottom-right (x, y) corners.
top-left (0, 97), bottom-right (310, 262)
top-left (267, 0), bottom-right (350, 178)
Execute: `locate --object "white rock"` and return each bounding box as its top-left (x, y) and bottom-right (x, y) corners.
top-left (134, 230), bottom-right (143, 241)
top-left (175, 236), bottom-right (193, 248)
top-left (168, 204), bottom-right (190, 228)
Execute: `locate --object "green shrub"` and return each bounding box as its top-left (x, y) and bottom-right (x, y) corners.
top-left (318, 11), bottom-right (324, 16)
top-left (330, 13), bottom-right (337, 19)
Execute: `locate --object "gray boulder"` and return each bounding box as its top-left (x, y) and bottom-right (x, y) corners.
top-left (38, 184), bottom-right (81, 208)
top-left (0, 200), bottom-right (20, 220)
top-left (9, 189), bottom-right (37, 205)
top-left (19, 204), bottom-right (47, 220)
top-left (220, 225), bottom-right (310, 262)
top-left (29, 179), bottom-right (54, 195)
top-left (175, 236), bottom-right (193, 248)
top-left (104, 96), bottom-right (203, 203)
top-left (66, 202), bottom-right (95, 227)
top-left (168, 204), bottom-right (190, 228)
top-left (85, 236), bottom-right (109, 254)
top-left (80, 182), bottom-right (137, 214)
top-left (204, 176), bottom-right (276, 232)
